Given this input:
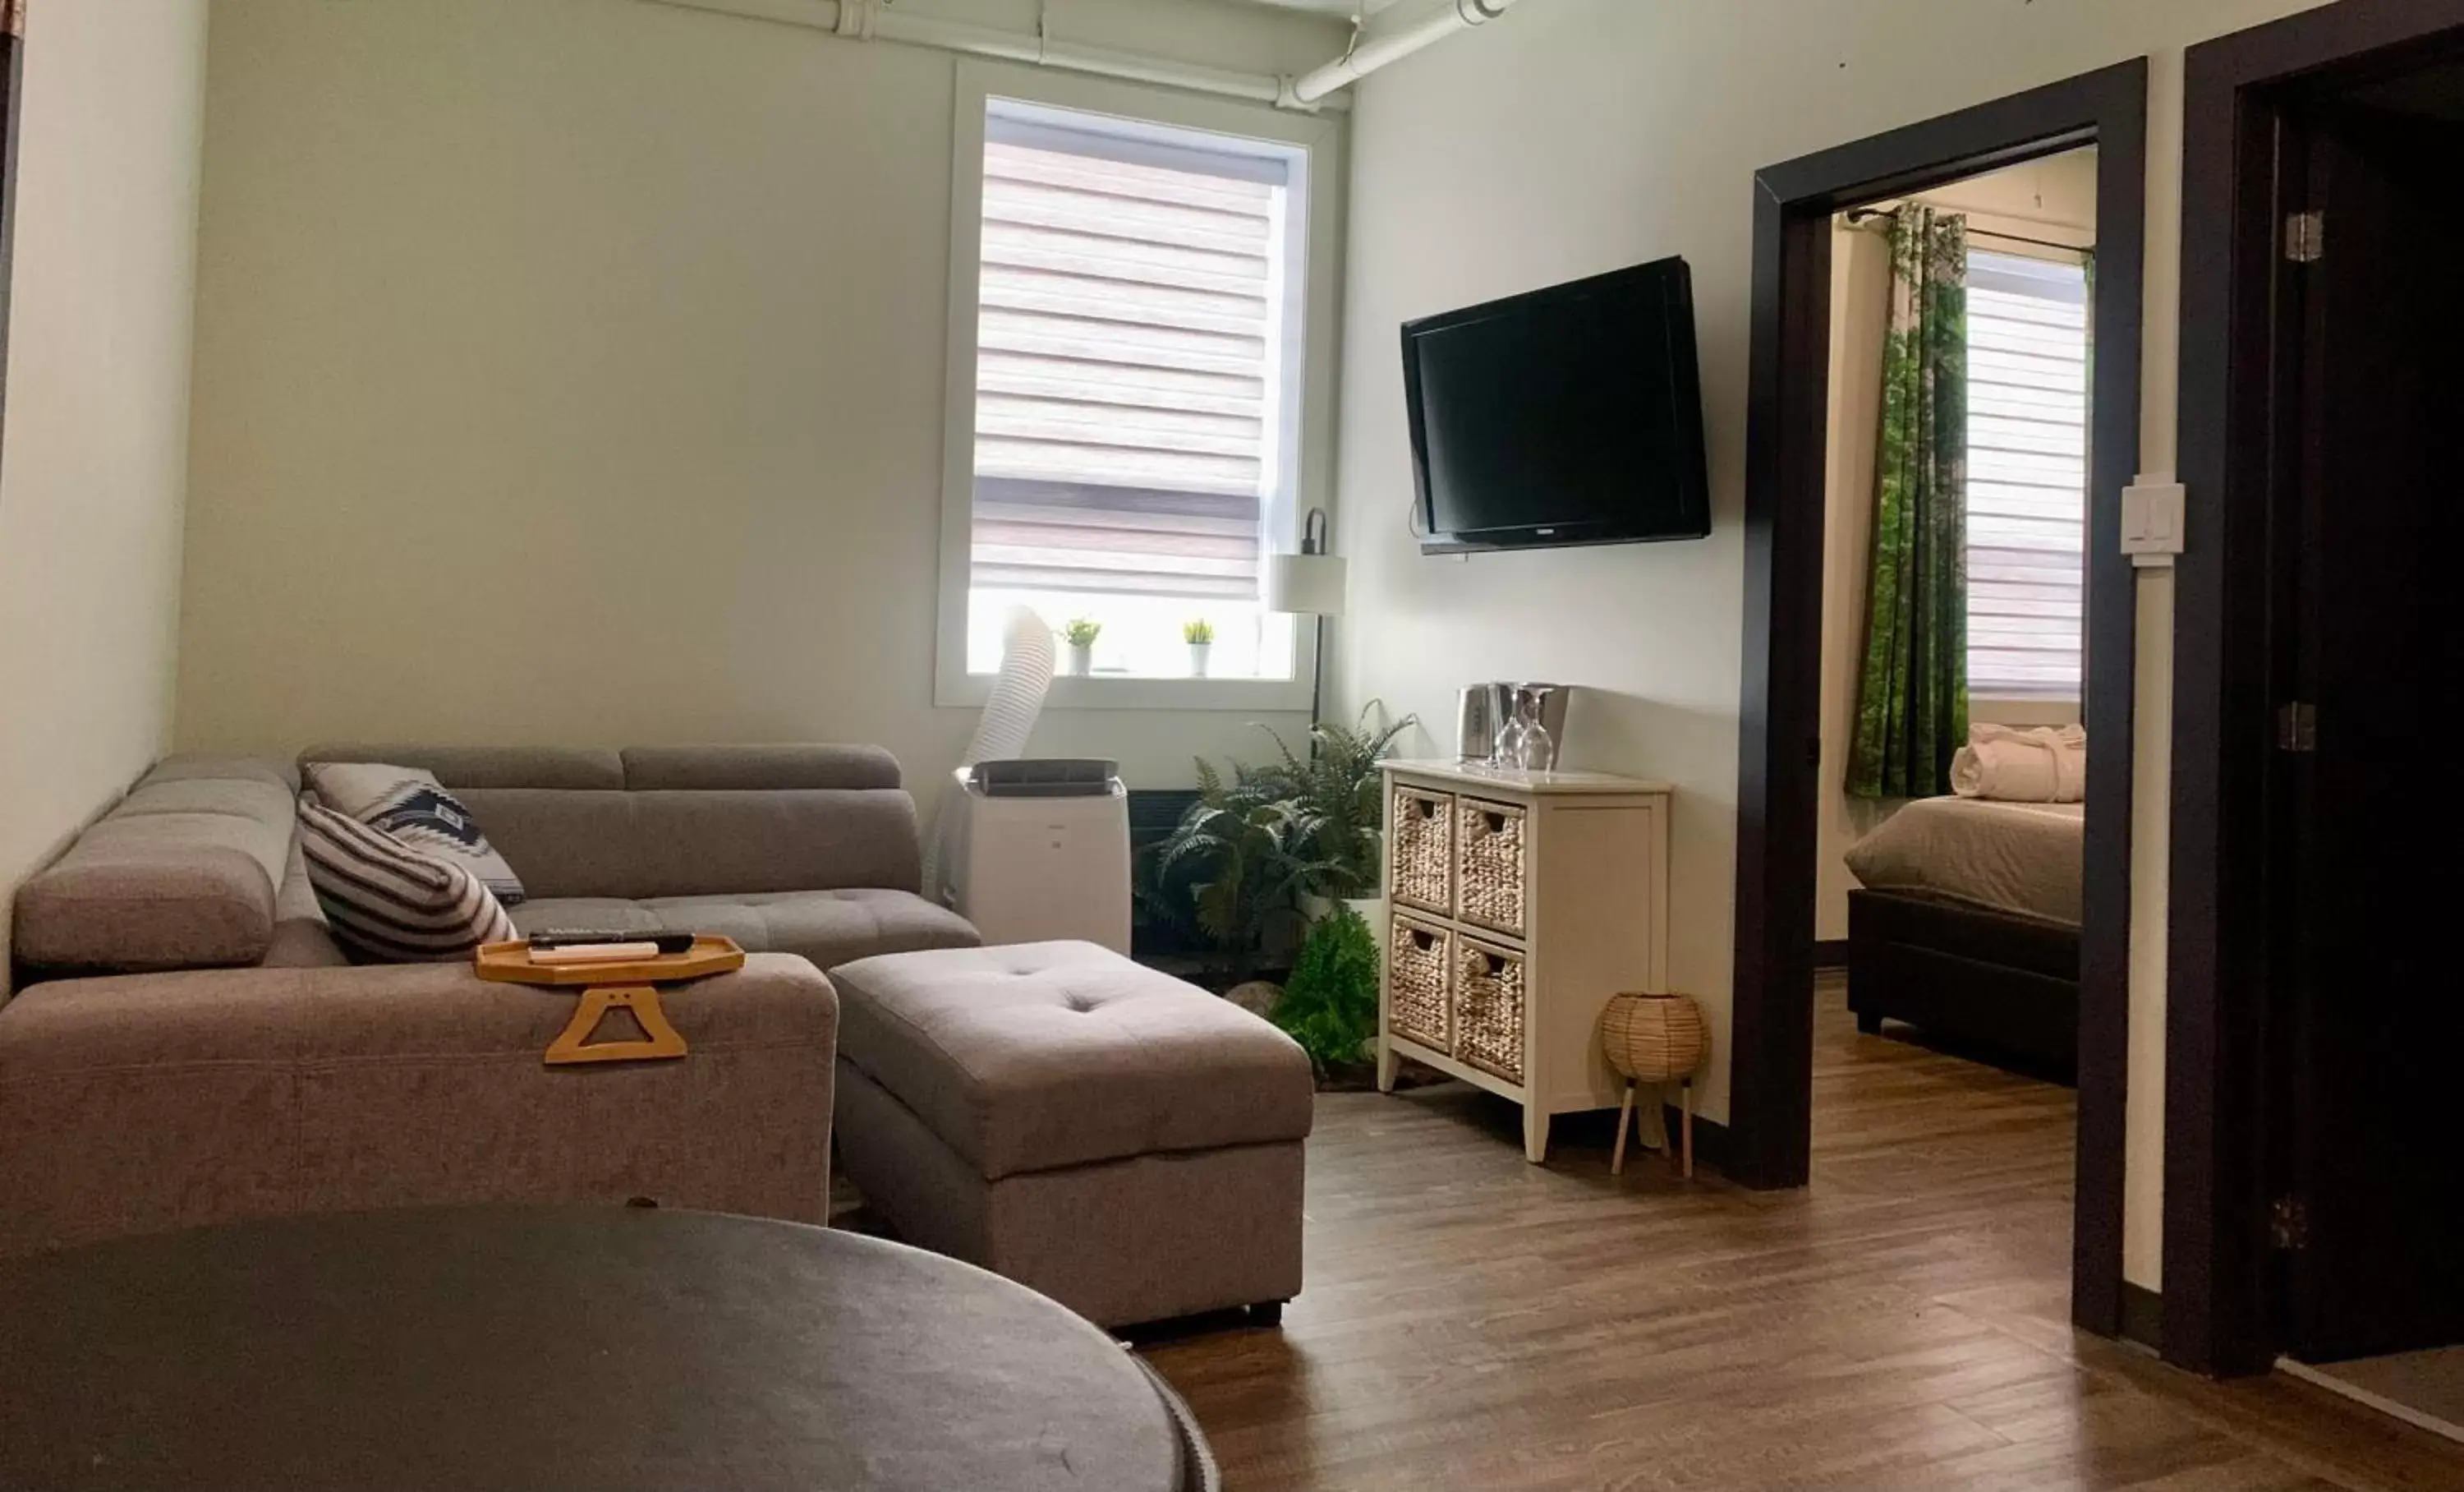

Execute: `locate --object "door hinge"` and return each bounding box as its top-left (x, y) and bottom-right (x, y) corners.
top-left (2271, 1194), bottom-right (2310, 1251)
top-left (2285, 210), bottom-right (2325, 264)
top-left (2276, 702), bottom-right (2316, 753)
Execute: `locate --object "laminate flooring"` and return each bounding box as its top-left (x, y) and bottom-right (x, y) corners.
top-left (1141, 980), bottom-right (2464, 1490)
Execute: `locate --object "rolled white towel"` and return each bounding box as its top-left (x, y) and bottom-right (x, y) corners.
top-left (1951, 724), bottom-right (2086, 802)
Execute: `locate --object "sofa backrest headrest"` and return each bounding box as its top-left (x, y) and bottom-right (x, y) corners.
top-left (618, 746), bottom-right (901, 792)
top-left (12, 757), bottom-right (299, 974)
top-left (299, 744), bottom-right (623, 791)
top-left (300, 744), bottom-right (902, 794)
top-left (295, 744), bottom-right (920, 901)
top-left (445, 788), bottom-right (923, 900)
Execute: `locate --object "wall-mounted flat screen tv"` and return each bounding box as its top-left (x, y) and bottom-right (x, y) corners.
top-left (1402, 257), bottom-right (1712, 553)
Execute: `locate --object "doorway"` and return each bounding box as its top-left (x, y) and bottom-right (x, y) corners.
top-left (1732, 62), bottom-right (2148, 1339)
top-left (2171, 0), bottom-right (2464, 1400)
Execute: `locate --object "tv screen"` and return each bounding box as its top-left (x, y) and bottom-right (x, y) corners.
top-left (1402, 258), bottom-right (1711, 552)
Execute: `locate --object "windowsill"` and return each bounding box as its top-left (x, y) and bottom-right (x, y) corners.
top-left (935, 669), bottom-right (1312, 713)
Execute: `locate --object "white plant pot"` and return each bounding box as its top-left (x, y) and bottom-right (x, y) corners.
top-left (1188, 642), bottom-right (1211, 678)
top-left (1064, 643), bottom-right (1093, 676)
top-left (1299, 893), bottom-right (1385, 928)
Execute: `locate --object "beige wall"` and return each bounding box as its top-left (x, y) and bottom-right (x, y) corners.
top-left (0, 0), bottom-right (212, 977)
top-left (176, 0), bottom-right (1346, 797)
top-left (1327, 0), bottom-right (2330, 1289)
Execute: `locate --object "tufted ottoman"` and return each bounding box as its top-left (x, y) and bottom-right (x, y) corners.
top-left (829, 941), bottom-right (1313, 1329)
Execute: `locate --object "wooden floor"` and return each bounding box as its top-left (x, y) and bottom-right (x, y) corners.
top-left (1143, 983), bottom-right (2464, 1490)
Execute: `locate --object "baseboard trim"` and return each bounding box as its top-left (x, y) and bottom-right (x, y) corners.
top-left (2278, 1356), bottom-right (2464, 1448)
top-left (2119, 1282), bottom-right (2163, 1352)
top-left (1814, 938), bottom-right (1850, 970)
top-left (1658, 1103), bottom-right (1732, 1173)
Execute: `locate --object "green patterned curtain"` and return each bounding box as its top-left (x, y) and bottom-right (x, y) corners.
top-left (1846, 205), bottom-right (1970, 800)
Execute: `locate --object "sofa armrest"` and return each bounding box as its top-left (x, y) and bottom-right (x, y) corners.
top-left (0, 956), bottom-right (836, 1257)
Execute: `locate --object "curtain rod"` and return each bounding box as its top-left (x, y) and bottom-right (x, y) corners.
top-left (1841, 207), bottom-right (2090, 257)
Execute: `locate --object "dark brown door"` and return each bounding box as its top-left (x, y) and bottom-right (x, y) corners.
top-left (2272, 98), bottom-right (2464, 1364)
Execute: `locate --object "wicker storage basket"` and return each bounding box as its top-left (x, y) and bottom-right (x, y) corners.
top-left (1390, 785), bottom-right (1454, 914)
top-left (1600, 991), bottom-right (1709, 1084)
top-left (1386, 914), bottom-right (1453, 1052)
top-left (1454, 798), bottom-right (1527, 937)
top-left (1454, 937), bottom-right (1527, 1083)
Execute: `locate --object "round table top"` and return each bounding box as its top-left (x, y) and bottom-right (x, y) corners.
top-left (0, 1206), bottom-right (1190, 1492)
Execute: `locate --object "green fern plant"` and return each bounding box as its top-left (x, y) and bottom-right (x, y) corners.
top-left (1249, 705), bottom-right (1417, 900)
top-left (1147, 704), bottom-right (1416, 975)
top-left (1183, 618), bottom-right (1216, 645)
top-left (1271, 905), bottom-right (1381, 1076)
top-left (1061, 618), bottom-right (1102, 647)
top-left (1153, 793), bottom-right (1339, 979)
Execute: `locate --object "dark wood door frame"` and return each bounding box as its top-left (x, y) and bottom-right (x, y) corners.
top-left (2168, 0), bottom-right (2464, 1379)
top-left (1731, 61), bottom-right (2148, 1339)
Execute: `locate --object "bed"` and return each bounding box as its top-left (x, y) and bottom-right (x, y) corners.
top-left (1841, 797), bottom-right (2082, 1077)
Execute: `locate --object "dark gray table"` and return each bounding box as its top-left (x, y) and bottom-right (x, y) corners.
top-left (0, 1205), bottom-right (1206, 1491)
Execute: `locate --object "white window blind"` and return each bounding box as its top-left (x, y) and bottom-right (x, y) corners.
top-left (1965, 248), bottom-right (2089, 700)
top-left (969, 111), bottom-right (1290, 601)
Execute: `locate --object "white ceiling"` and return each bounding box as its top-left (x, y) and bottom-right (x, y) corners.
top-left (1231, 0), bottom-right (1400, 15)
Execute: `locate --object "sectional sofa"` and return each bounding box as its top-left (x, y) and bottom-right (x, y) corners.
top-left (0, 746), bottom-right (978, 1258)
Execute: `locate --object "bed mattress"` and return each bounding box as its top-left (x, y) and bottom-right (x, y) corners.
top-left (1842, 796), bottom-right (2084, 928)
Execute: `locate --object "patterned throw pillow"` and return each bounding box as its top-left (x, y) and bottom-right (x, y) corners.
top-left (301, 762), bottom-right (526, 905)
top-left (297, 803), bottom-right (517, 964)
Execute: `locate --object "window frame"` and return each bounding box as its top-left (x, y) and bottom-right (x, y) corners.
top-left (934, 60), bottom-right (1343, 712)
top-left (1961, 233), bottom-right (2094, 712)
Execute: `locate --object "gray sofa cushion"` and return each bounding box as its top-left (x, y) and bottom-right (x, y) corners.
top-left (263, 837), bottom-right (349, 969)
top-left (301, 746), bottom-right (625, 792)
top-left (620, 746), bottom-right (901, 792)
top-left (829, 941), bottom-right (1313, 1181)
top-left (512, 890), bottom-right (977, 971)
top-left (12, 758), bottom-right (298, 973)
top-left (446, 790), bottom-right (925, 901)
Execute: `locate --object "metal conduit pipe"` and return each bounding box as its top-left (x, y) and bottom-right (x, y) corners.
top-left (1289, 0), bottom-right (1521, 105)
top-left (645, 0), bottom-right (1326, 109)
top-left (644, 0), bottom-right (1533, 110)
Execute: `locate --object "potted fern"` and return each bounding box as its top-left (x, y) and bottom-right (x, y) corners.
top-left (1183, 618), bottom-right (1215, 677)
top-left (1147, 705), bottom-right (1417, 980)
top-left (1060, 618), bottom-right (1101, 677)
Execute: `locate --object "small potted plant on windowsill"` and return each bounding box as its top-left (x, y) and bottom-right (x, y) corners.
top-left (1184, 618), bottom-right (1215, 678)
top-left (1060, 618), bottom-right (1101, 677)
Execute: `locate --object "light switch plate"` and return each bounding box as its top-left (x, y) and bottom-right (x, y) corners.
top-left (2122, 479), bottom-right (2186, 568)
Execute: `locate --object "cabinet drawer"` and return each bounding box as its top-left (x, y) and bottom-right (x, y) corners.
top-left (1454, 797), bottom-right (1527, 937)
top-left (1386, 913), bottom-right (1453, 1053)
top-left (1389, 785), bottom-right (1455, 914)
top-left (1453, 936), bottom-right (1527, 1084)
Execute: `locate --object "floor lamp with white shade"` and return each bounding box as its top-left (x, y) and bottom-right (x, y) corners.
top-left (1265, 508), bottom-right (1347, 727)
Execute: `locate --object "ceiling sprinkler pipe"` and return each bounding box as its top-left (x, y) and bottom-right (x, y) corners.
top-left (1289, 0), bottom-right (1524, 105)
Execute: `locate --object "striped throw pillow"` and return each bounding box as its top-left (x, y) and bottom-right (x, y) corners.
top-left (301, 762), bottom-right (526, 905)
top-left (297, 801), bottom-right (517, 963)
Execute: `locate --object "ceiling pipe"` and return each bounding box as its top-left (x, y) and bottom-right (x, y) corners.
top-left (641, 0), bottom-right (1347, 111)
top-left (1289, 0), bottom-right (1520, 105)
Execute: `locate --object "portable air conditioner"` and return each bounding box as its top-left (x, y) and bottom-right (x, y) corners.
top-left (938, 759), bottom-right (1131, 954)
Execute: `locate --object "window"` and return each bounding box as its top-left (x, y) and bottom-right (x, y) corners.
top-left (937, 71), bottom-right (1335, 707)
top-left (1965, 248), bottom-right (2089, 702)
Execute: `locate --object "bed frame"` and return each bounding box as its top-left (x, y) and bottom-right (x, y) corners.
top-left (1845, 888), bottom-right (2080, 1080)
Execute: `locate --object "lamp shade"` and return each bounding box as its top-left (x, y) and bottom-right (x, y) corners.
top-left (1264, 550), bottom-right (1347, 616)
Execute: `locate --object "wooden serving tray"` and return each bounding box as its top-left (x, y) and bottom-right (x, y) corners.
top-left (475, 936), bottom-right (747, 1066)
